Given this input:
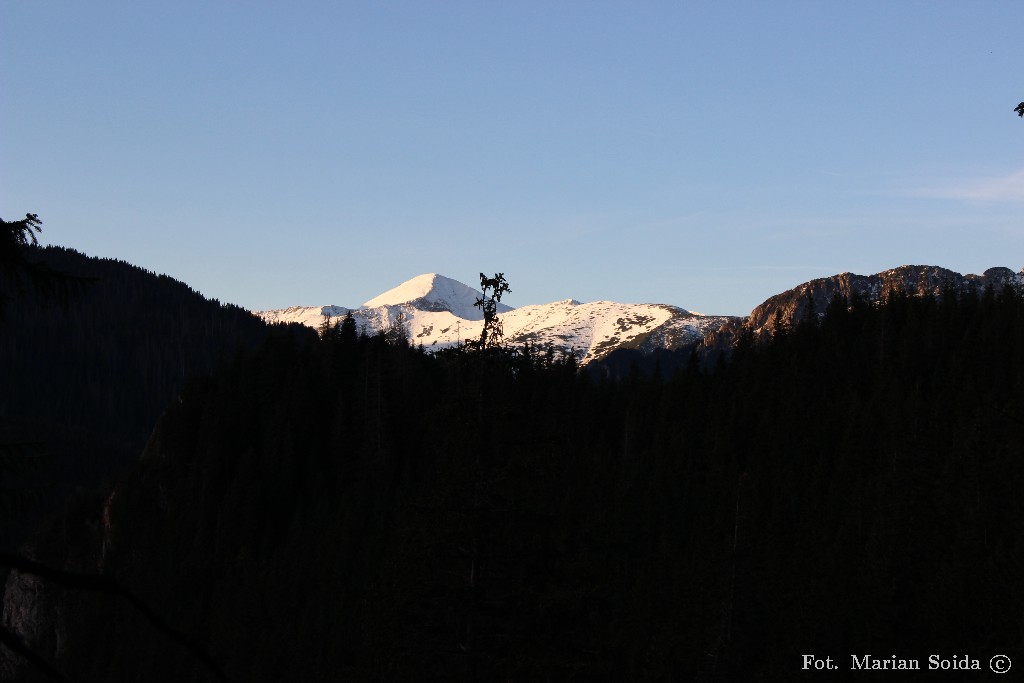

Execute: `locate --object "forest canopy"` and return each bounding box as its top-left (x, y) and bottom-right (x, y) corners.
top-left (5, 279), bottom-right (1022, 680)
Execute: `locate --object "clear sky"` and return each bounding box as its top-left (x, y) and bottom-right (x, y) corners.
top-left (3, 2), bottom-right (1022, 315)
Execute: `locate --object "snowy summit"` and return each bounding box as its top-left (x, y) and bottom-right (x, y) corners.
top-left (256, 273), bottom-right (733, 365)
top-left (362, 273), bottom-right (511, 321)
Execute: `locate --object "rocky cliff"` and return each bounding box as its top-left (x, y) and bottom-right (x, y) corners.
top-left (700, 265), bottom-right (1024, 358)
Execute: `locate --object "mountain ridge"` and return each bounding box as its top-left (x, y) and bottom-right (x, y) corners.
top-left (256, 264), bottom-right (1024, 366)
top-left (256, 273), bottom-right (736, 365)
top-left (699, 264), bottom-right (1024, 359)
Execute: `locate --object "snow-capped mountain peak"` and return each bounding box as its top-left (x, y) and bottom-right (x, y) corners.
top-left (256, 273), bottom-right (735, 365)
top-left (361, 273), bottom-right (512, 321)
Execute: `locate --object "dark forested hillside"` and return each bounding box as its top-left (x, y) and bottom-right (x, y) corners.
top-left (3, 283), bottom-right (1024, 680)
top-left (0, 245), bottom-right (269, 540)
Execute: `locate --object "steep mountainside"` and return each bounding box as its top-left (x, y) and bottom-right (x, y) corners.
top-left (0, 246), bottom-right (272, 542)
top-left (257, 273), bottom-right (735, 364)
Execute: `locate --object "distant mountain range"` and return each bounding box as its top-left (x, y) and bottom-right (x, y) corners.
top-left (256, 265), bottom-right (1024, 365)
top-left (257, 273), bottom-right (736, 365)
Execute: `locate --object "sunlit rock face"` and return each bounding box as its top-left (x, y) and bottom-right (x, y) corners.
top-left (700, 265), bottom-right (1024, 357)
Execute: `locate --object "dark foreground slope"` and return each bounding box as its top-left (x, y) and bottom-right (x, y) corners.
top-left (0, 246), bottom-right (268, 541)
top-left (4, 286), bottom-right (1024, 680)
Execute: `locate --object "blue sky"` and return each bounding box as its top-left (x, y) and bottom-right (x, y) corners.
top-left (3, 2), bottom-right (1022, 315)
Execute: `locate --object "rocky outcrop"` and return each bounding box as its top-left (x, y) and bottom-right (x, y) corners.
top-left (700, 265), bottom-right (1024, 359)
top-left (0, 489), bottom-right (119, 681)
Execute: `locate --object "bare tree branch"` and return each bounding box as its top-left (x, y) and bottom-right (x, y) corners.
top-left (0, 624), bottom-right (70, 682)
top-left (0, 552), bottom-right (227, 681)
